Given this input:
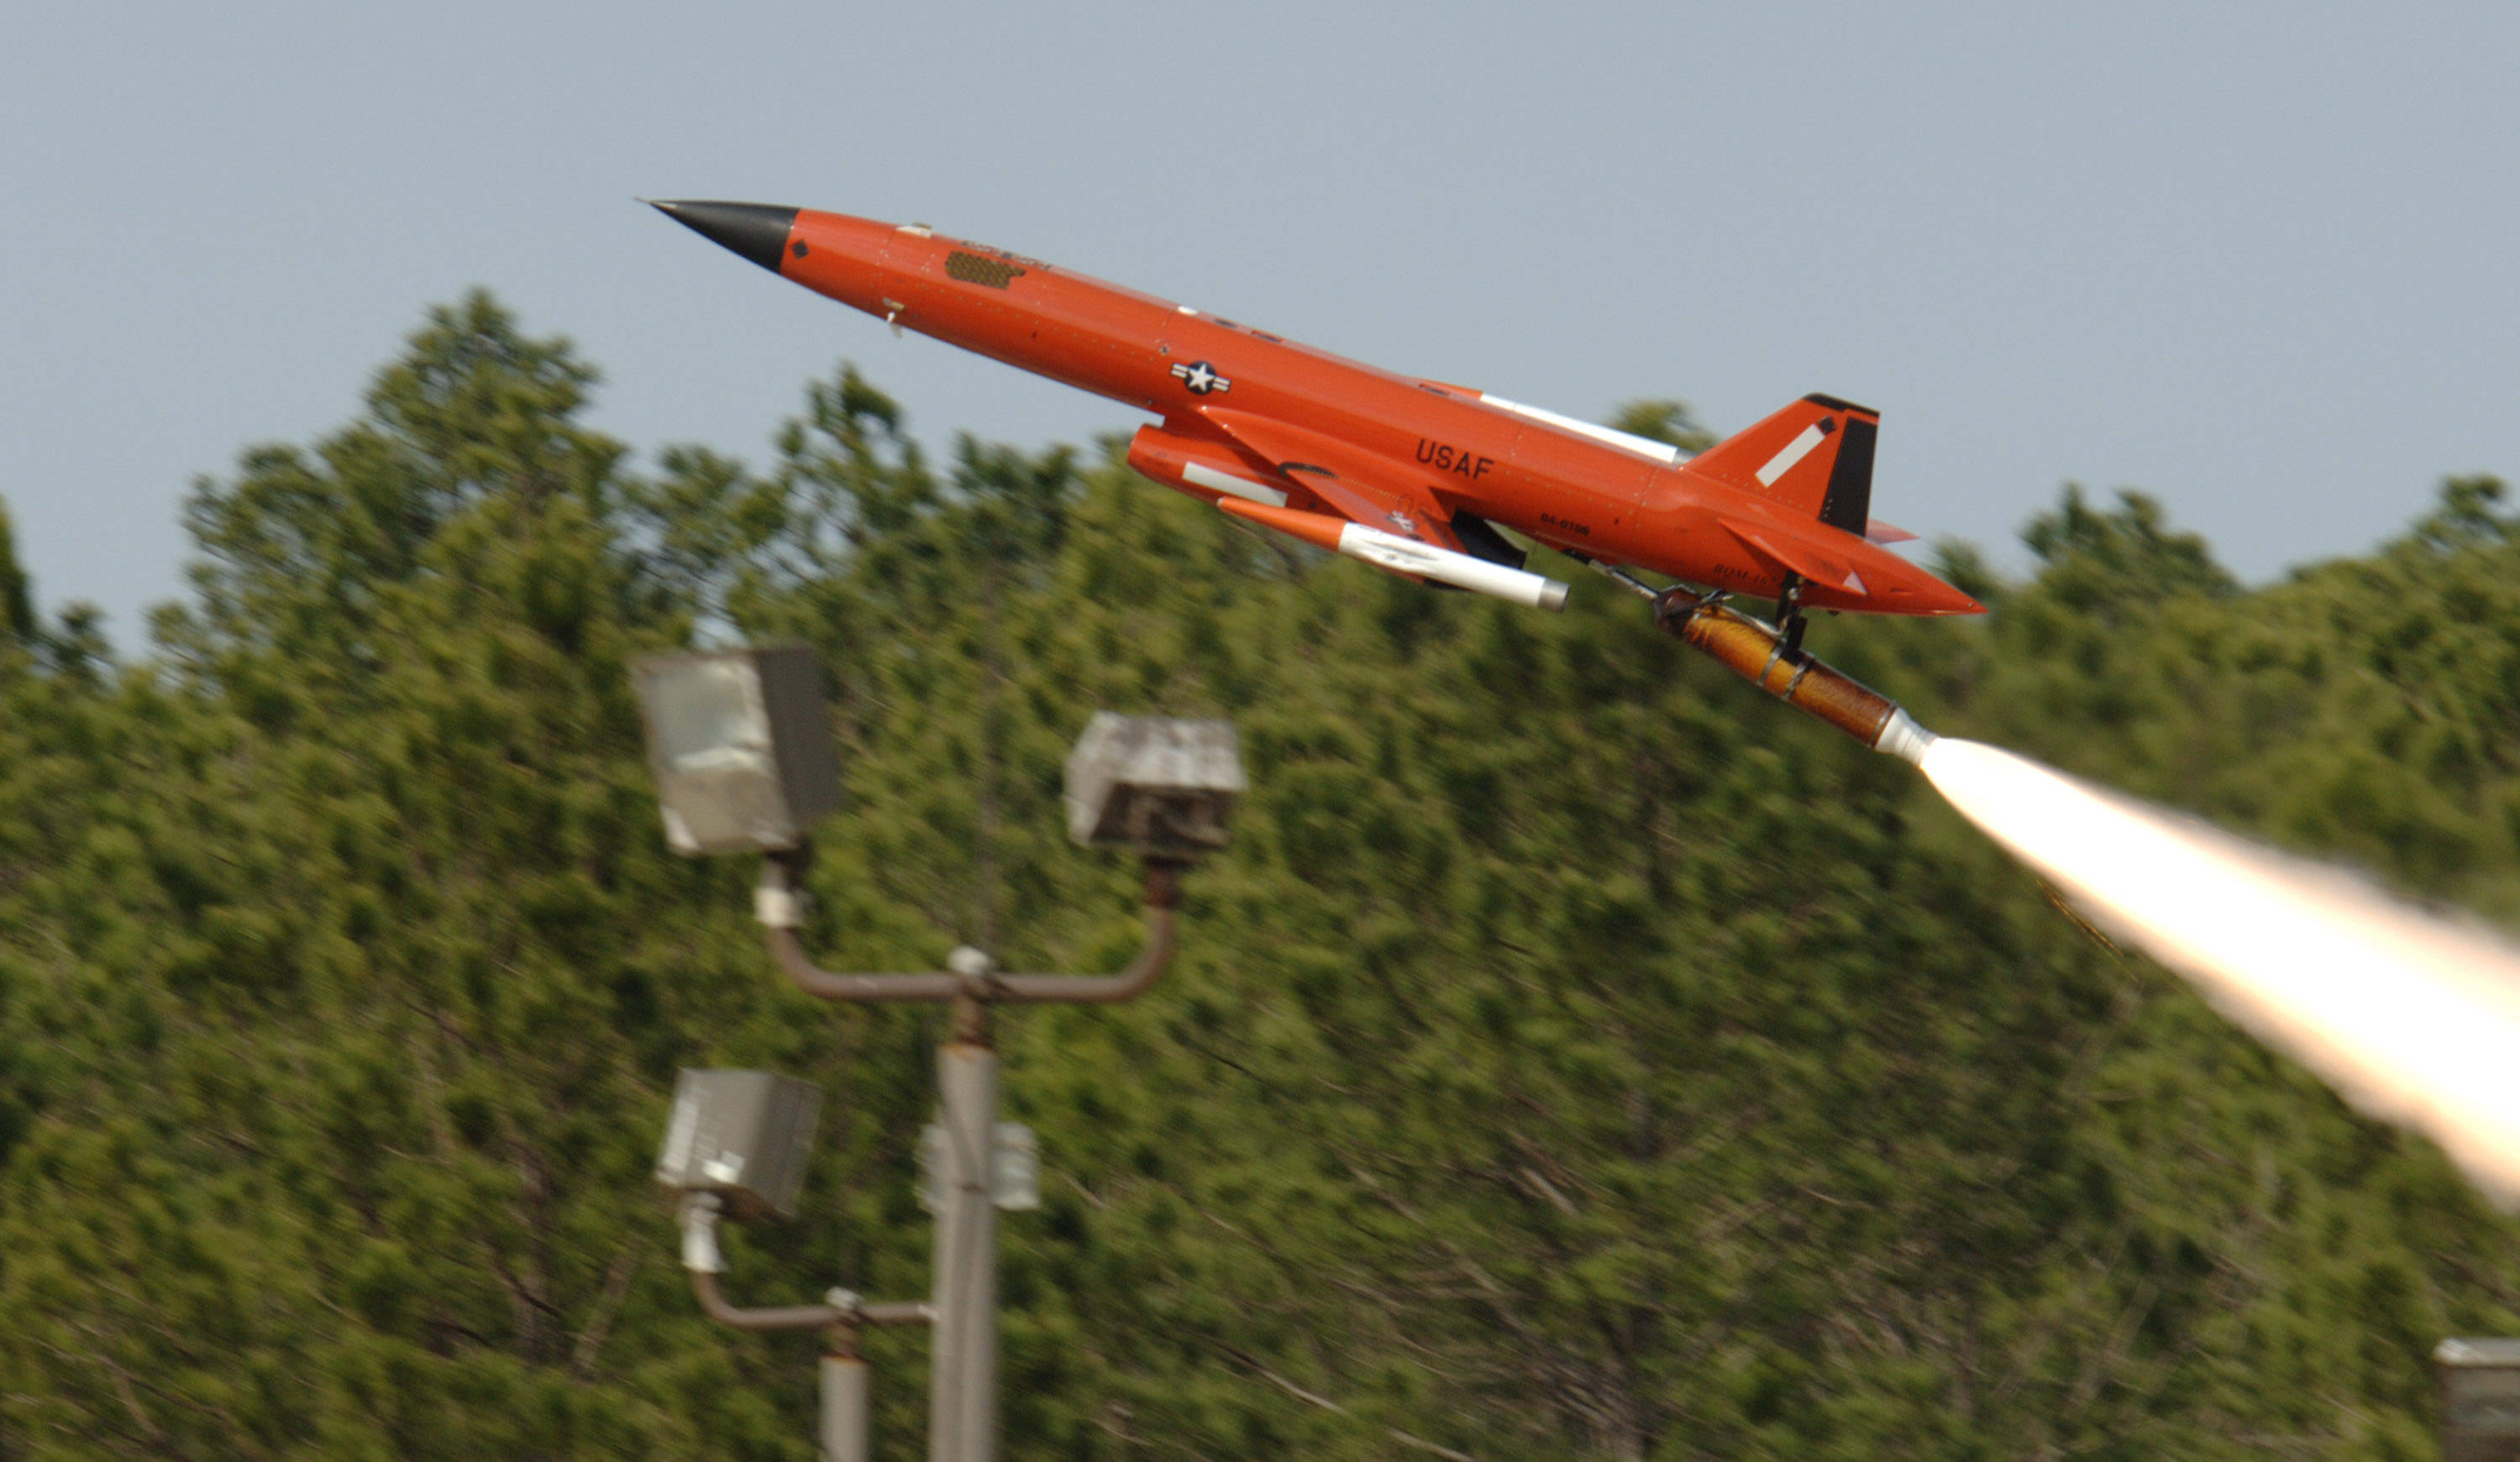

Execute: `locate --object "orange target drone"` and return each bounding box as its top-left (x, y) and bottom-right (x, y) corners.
top-left (653, 201), bottom-right (1977, 758)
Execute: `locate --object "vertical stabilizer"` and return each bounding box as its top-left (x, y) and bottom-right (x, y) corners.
top-left (1683, 394), bottom-right (1877, 537)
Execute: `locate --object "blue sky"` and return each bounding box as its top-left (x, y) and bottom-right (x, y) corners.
top-left (5, 2), bottom-right (2512, 640)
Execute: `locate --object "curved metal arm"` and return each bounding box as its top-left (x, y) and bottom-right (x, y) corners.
top-left (689, 1271), bottom-right (933, 1332)
top-left (985, 884), bottom-right (1175, 1003)
top-left (757, 855), bottom-right (1184, 1007)
top-left (690, 1269), bottom-right (853, 1332)
top-left (681, 1195), bottom-right (932, 1332)
top-left (764, 925), bottom-right (965, 1002)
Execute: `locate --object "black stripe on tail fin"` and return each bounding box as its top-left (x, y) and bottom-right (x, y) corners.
top-left (1814, 406), bottom-right (1876, 537)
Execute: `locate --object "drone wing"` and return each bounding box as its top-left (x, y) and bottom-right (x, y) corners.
top-left (1196, 407), bottom-right (1467, 553)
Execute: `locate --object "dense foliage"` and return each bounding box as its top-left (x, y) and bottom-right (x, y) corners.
top-left (2, 295), bottom-right (2516, 1459)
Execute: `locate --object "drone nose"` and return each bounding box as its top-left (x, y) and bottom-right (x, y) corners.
top-left (646, 200), bottom-right (801, 274)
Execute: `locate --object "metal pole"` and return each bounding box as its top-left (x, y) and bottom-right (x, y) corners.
top-left (751, 857), bottom-right (1180, 1462)
top-left (822, 1349), bottom-right (870, 1462)
top-left (930, 1020), bottom-right (1000, 1462)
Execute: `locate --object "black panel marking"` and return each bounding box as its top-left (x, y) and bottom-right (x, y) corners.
top-left (1450, 511), bottom-right (1528, 571)
top-left (1817, 415), bottom-right (1877, 536)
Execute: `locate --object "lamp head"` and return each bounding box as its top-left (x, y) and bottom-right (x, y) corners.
top-left (1064, 713), bottom-right (1243, 859)
top-left (654, 1068), bottom-right (823, 1221)
top-left (631, 644), bottom-right (841, 855)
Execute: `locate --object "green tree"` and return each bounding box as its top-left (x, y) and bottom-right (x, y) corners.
top-left (6, 301), bottom-right (2520, 1462)
top-left (0, 497), bottom-right (34, 644)
top-left (1609, 401), bottom-right (1719, 457)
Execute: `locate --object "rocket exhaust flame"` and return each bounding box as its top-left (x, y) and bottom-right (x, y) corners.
top-left (1659, 592), bottom-right (2520, 1204)
top-left (1920, 738), bottom-right (2520, 1208)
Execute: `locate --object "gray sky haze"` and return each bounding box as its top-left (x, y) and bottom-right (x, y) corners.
top-left (5, 2), bottom-right (2513, 640)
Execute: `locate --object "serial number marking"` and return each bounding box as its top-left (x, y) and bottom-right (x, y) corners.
top-left (1539, 511), bottom-right (1592, 537)
top-left (1415, 439), bottom-right (1495, 479)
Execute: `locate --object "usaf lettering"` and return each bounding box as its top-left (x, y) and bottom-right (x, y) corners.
top-left (1415, 439), bottom-right (1495, 479)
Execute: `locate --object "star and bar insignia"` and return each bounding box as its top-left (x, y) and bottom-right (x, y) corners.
top-left (1170, 360), bottom-right (1230, 395)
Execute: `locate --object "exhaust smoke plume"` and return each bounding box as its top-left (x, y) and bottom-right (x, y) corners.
top-left (1919, 738), bottom-right (2520, 1207)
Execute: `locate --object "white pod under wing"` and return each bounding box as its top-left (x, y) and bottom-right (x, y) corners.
top-left (1336, 524), bottom-right (1569, 612)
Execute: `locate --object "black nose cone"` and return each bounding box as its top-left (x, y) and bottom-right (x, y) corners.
top-left (648, 200), bottom-right (801, 274)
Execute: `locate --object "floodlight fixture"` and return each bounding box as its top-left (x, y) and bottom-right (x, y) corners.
top-left (631, 644), bottom-right (842, 855)
top-left (636, 692), bottom-right (1248, 1460)
top-left (1063, 713), bottom-right (1244, 857)
top-left (655, 1068), bottom-right (824, 1223)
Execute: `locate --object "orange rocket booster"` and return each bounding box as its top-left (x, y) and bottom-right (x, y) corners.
top-left (1652, 592), bottom-right (1937, 762)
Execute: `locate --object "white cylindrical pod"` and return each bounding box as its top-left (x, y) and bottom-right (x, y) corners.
top-left (1336, 524), bottom-right (1570, 612)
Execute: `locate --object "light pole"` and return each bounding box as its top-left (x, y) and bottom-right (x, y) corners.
top-left (633, 650), bottom-right (1242, 1462)
top-left (654, 1068), bottom-right (927, 1462)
